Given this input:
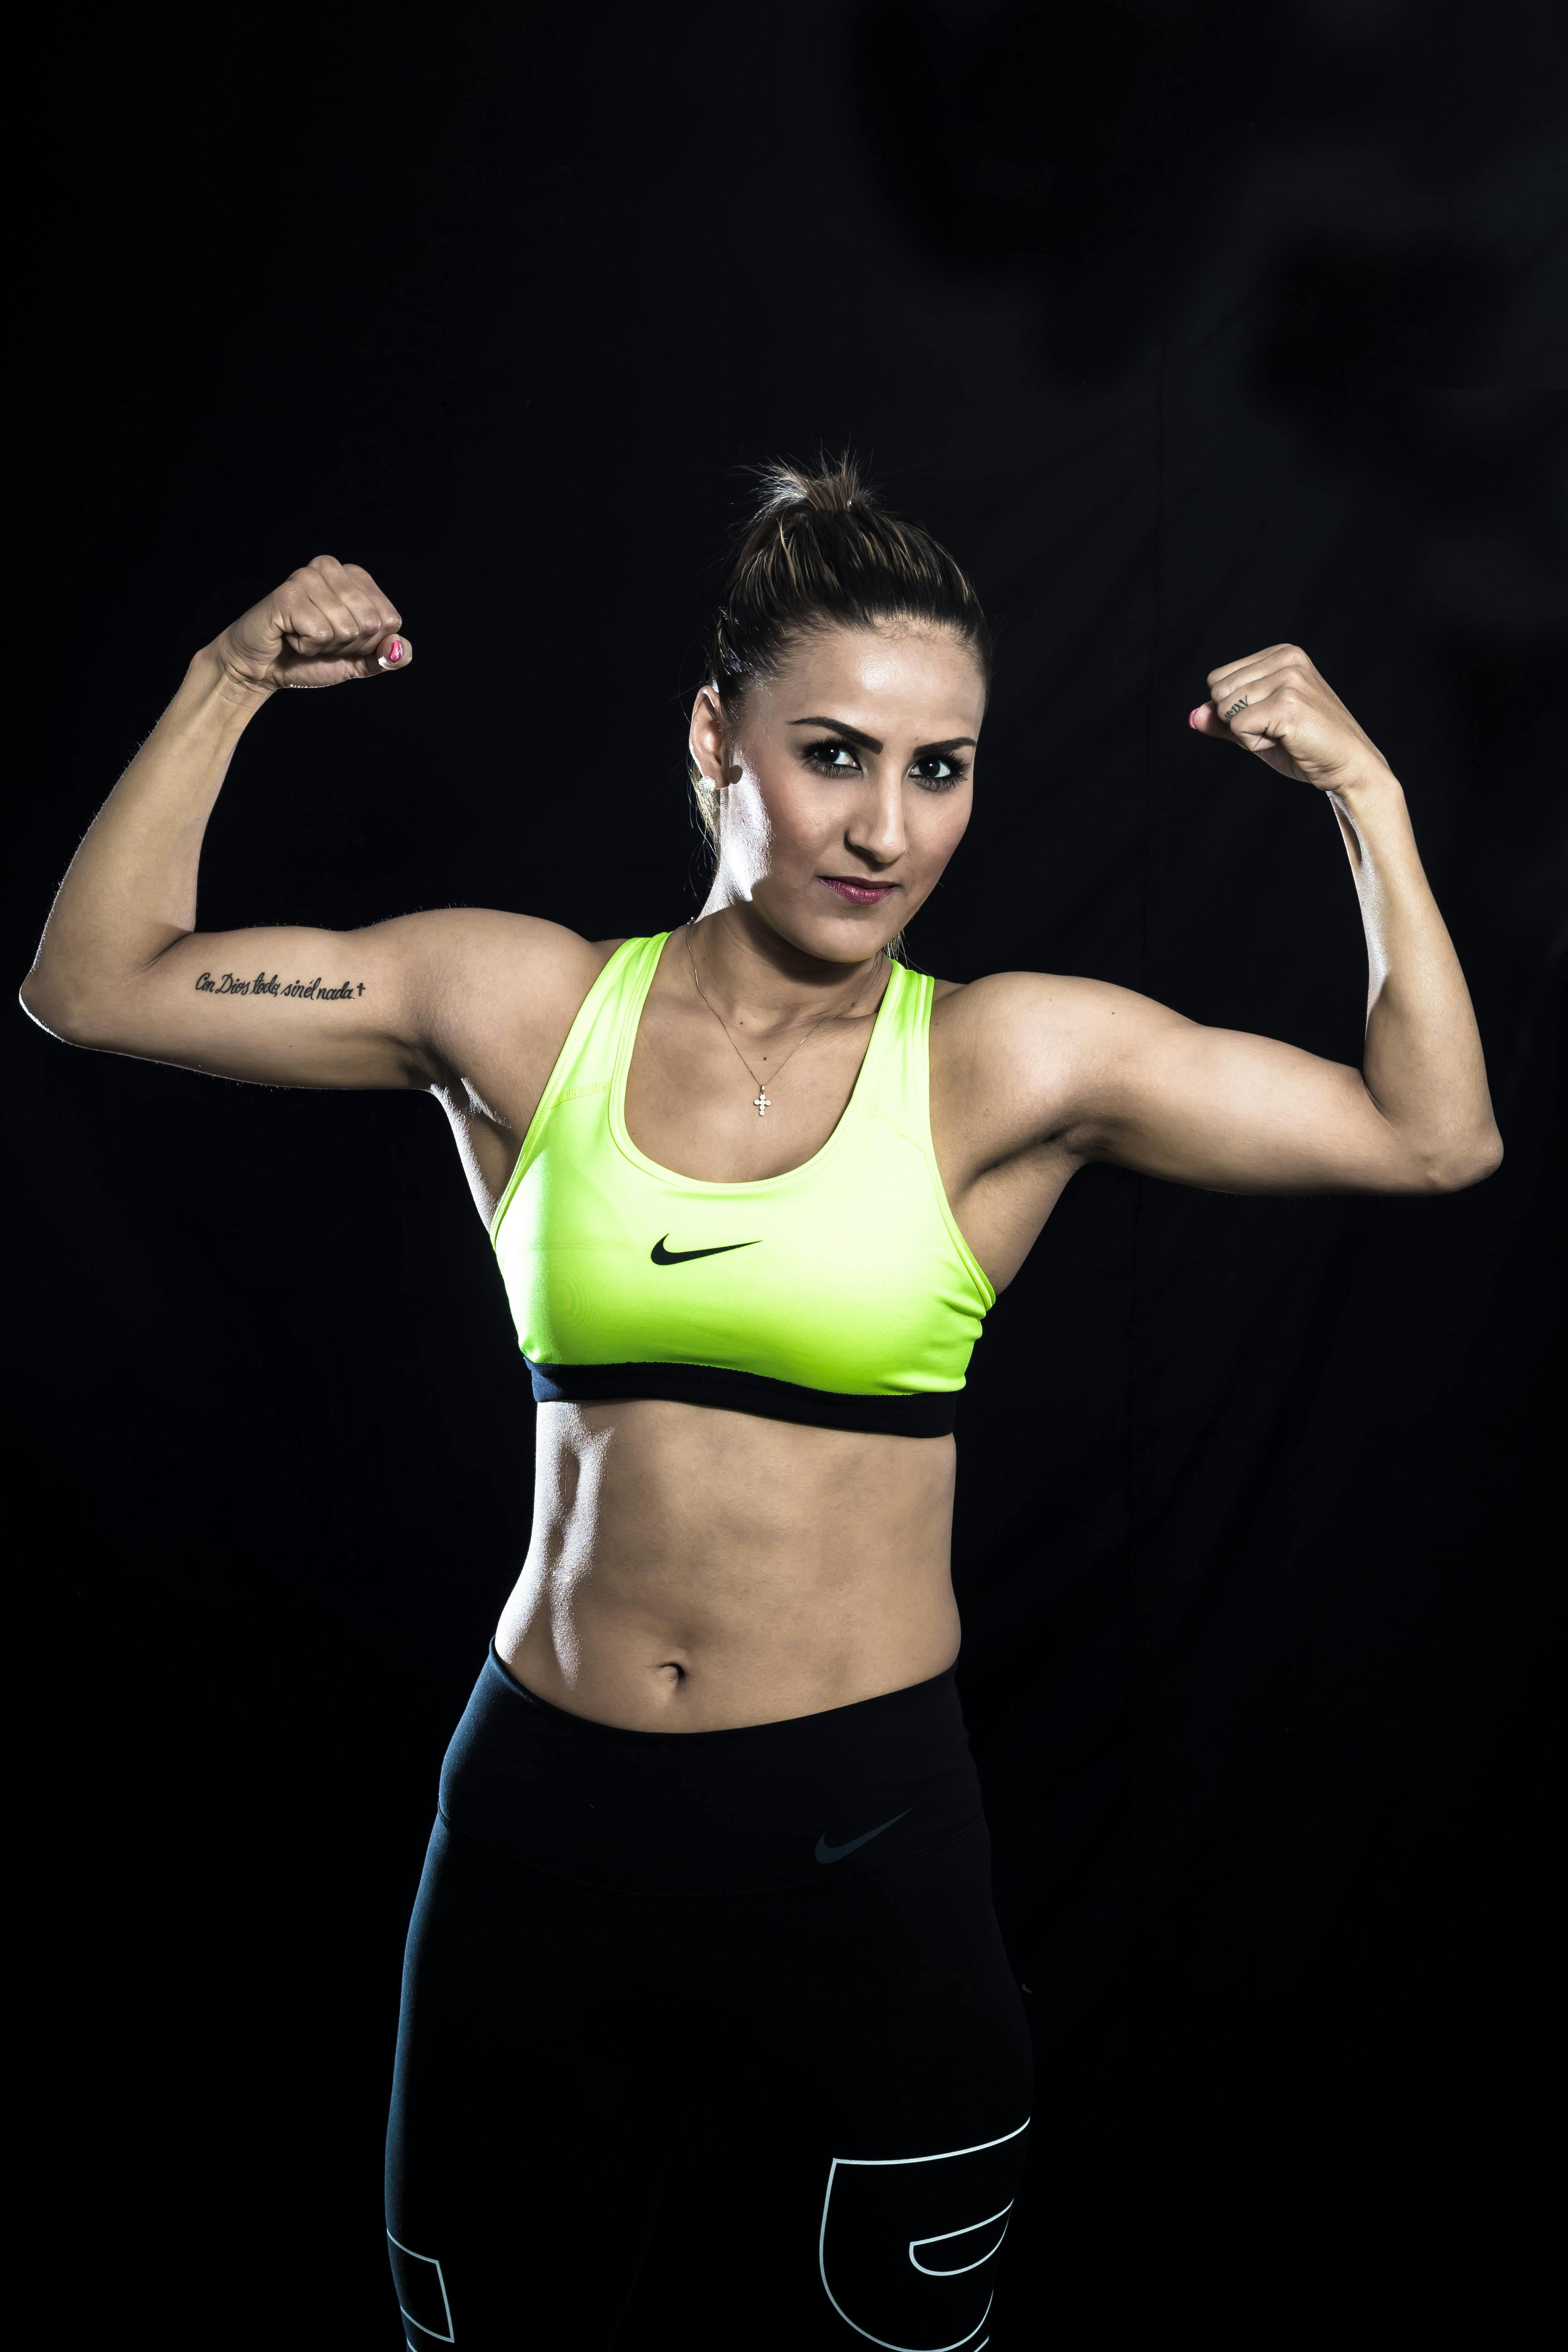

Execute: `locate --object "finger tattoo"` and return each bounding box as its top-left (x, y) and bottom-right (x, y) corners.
top-left (1224, 696), bottom-right (1249, 720)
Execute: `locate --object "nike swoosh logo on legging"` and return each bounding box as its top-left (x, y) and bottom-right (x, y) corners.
top-left (650, 1236), bottom-right (762, 1265)
top-left (814, 1811), bottom-right (911, 1864)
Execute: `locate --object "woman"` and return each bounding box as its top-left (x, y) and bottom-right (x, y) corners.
top-left (21, 461), bottom-right (1500, 2348)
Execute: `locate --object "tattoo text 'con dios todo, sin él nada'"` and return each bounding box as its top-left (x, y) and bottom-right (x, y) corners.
top-left (194, 972), bottom-right (366, 1000)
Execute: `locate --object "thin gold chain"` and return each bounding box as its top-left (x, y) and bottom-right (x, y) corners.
top-left (683, 920), bottom-right (887, 1116)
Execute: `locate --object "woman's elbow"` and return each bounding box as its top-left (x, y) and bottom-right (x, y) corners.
top-left (18, 975), bottom-right (109, 1047)
top-left (1418, 1125), bottom-right (1504, 1192)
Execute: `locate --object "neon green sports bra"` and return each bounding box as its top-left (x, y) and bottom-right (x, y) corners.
top-left (489, 931), bottom-right (995, 1436)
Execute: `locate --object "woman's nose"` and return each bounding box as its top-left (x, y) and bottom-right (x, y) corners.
top-left (845, 776), bottom-right (907, 863)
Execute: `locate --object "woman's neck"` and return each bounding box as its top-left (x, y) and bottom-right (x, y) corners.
top-left (685, 902), bottom-right (888, 1032)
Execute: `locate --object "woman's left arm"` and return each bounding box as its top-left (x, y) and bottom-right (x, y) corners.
top-left (1042, 644), bottom-right (1503, 1194)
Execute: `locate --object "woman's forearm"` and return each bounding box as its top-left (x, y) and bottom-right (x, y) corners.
top-left (21, 646), bottom-right (272, 1027)
top-left (1331, 766), bottom-right (1501, 1183)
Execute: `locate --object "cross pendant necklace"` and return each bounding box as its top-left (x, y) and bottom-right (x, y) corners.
top-left (685, 921), bottom-right (886, 1117)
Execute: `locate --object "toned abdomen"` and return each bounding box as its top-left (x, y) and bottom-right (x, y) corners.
top-left (495, 1397), bottom-right (960, 1731)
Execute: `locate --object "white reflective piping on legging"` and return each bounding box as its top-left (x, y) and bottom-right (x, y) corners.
top-left (908, 2200), bottom-right (1015, 2276)
top-left (387, 2231), bottom-right (456, 2343)
top-left (816, 2117), bottom-right (1030, 2352)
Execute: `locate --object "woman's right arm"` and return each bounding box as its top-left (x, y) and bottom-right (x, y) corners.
top-left (19, 556), bottom-right (513, 1092)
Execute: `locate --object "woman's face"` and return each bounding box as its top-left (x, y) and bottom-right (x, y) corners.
top-left (690, 622), bottom-right (985, 965)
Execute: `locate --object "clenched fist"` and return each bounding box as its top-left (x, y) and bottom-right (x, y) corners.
top-left (1190, 644), bottom-right (1389, 792)
top-left (211, 556), bottom-right (410, 693)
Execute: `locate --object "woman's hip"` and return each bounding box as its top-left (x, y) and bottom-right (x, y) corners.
top-left (436, 1642), bottom-right (989, 1898)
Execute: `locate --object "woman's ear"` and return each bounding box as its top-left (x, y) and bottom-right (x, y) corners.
top-left (689, 686), bottom-right (727, 785)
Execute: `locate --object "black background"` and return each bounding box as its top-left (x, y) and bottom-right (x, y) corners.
top-left (13, 3), bottom-right (1565, 2344)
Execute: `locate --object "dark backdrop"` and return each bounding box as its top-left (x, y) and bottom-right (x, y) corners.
top-left (13, 3), bottom-right (1564, 2344)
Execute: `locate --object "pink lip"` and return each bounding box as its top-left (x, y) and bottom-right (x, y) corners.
top-left (819, 877), bottom-right (896, 905)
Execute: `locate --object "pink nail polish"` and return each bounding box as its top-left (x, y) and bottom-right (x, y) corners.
top-left (388, 639), bottom-right (403, 664)
top-left (1188, 706), bottom-right (1203, 728)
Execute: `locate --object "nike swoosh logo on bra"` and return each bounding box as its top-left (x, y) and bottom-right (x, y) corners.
top-left (814, 1811), bottom-right (911, 1865)
top-left (650, 1236), bottom-right (762, 1265)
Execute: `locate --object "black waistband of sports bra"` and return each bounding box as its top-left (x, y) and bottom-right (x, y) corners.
top-left (436, 1645), bottom-right (985, 1895)
top-left (526, 1357), bottom-right (960, 1436)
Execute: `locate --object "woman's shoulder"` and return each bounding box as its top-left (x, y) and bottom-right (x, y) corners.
top-left (928, 967), bottom-right (1119, 1017)
top-left (929, 968), bottom-right (1164, 1062)
top-left (397, 912), bottom-right (634, 1067)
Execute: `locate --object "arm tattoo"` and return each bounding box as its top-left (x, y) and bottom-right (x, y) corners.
top-left (194, 971), bottom-right (367, 1000)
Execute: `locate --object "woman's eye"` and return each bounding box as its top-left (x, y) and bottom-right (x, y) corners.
top-left (912, 754), bottom-right (964, 788)
top-left (802, 740), bottom-right (966, 788)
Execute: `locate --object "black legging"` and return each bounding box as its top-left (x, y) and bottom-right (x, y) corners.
top-left (385, 1648), bottom-right (1033, 2348)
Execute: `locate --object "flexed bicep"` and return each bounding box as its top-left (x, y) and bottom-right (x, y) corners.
top-left (1062, 986), bottom-right (1449, 1196)
top-left (35, 913), bottom-right (440, 1088)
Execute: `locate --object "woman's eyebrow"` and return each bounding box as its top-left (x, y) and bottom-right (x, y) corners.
top-left (790, 715), bottom-right (882, 751)
top-left (789, 717), bottom-right (977, 755)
